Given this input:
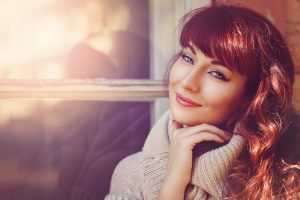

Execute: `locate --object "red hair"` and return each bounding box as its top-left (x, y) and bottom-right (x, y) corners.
top-left (179, 5), bottom-right (300, 199)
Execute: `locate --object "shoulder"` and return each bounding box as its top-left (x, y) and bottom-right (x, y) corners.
top-left (109, 152), bottom-right (143, 196)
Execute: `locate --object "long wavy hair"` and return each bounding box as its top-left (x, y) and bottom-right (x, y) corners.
top-left (178, 5), bottom-right (300, 199)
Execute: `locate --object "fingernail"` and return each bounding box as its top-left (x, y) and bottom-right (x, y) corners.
top-left (225, 131), bottom-right (232, 139)
top-left (218, 138), bottom-right (225, 143)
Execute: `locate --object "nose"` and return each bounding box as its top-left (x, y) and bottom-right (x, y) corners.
top-left (180, 68), bottom-right (200, 93)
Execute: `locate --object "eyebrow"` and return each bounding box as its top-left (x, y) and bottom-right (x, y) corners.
top-left (186, 44), bottom-right (196, 54)
top-left (212, 60), bottom-right (233, 72)
top-left (186, 44), bottom-right (231, 70)
top-left (211, 60), bottom-right (225, 66)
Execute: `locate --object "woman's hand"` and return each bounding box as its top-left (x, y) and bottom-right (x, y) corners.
top-left (158, 120), bottom-right (232, 200)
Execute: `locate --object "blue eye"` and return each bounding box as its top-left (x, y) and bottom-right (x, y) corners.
top-left (181, 54), bottom-right (194, 65)
top-left (208, 71), bottom-right (229, 81)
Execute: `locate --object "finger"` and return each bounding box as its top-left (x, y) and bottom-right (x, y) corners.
top-left (233, 122), bottom-right (241, 134)
top-left (186, 132), bottom-right (226, 148)
top-left (172, 120), bottom-right (183, 130)
top-left (188, 124), bottom-right (232, 140)
top-left (170, 120), bottom-right (183, 141)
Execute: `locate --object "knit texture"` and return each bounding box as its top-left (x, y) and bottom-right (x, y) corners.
top-left (105, 110), bottom-right (245, 200)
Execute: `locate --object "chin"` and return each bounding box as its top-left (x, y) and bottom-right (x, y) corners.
top-left (170, 107), bottom-right (201, 126)
top-left (170, 106), bottom-right (225, 127)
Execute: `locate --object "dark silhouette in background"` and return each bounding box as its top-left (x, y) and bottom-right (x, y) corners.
top-left (56, 39), bottom-right (150, 200)
top-left (0, 32), bottom-right (151, 200)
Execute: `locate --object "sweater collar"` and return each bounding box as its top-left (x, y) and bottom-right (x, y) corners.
top-left (141, 110), bottom-right (246, 199)
top-left (142, 110), bottom-right (171, 157)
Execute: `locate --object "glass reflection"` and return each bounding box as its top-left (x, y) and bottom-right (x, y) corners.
top-left (0, 0), bottom-right (150, 199)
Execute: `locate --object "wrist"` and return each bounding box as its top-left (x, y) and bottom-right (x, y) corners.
top-left (158, 178), bottom-right (187, 200)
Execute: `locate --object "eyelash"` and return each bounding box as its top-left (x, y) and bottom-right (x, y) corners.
top-left (208, 71), bottom-right (229, 81)
top-left (181, 53), bottom-right (194, 65)
top-left (180, 53), bottom-right (229, 81)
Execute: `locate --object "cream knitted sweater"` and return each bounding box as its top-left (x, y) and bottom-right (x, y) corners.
top-left (105, 110), bottom-right (245, 200)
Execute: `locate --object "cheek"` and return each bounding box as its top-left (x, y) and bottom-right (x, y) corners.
top-left (203, 82), bottom-right (245, 116)
top-left (168, 66), bottom-right (177, 88)
top-left (168, 61), bottom-right (189, 88)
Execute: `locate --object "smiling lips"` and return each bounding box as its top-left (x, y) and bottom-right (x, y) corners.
top-left (176, 92), bottom-right (201, 107)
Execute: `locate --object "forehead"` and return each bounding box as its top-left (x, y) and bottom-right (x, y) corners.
top-left (183, 43), bottom-right (196, 54)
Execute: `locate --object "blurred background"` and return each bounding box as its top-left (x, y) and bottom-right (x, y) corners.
top-left (0, 0), bottom-right (299, 200)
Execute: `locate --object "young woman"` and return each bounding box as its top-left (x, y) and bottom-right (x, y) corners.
top-left (105, 5), bottom-right (300, 200)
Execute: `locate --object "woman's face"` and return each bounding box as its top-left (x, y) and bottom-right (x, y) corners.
top-left (169, 44), bottom-right (247, 127)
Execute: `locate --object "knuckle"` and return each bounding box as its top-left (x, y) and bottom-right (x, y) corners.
top-left (201, 123), bottom-right (210, 129)
top-left (173, 129), bottom-right (179, 135)
top-left (173, 132), bottom-right (183, 140)
top-left (177, 134), bottom-right (185, 140)
top-left (175, 135), bottom-right (188, 145)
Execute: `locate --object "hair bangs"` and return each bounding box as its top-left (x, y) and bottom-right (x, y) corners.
top-left (179, 7), bottom-right (259, 79)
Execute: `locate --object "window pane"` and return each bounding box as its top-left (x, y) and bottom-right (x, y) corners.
top-left (0, 0), bottom-right (151, 199)
top-left (0, 0), bottom-right (149, 79)
top-left (0, 99), bottom-right (151, 200)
